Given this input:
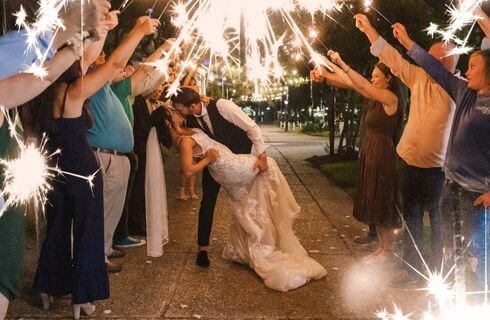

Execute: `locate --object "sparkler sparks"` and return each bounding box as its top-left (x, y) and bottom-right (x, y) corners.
top-left (12, 0), bottom-right (73, 79)
top-left (148, 0), bottom-right (344, 97)
top-left (372, 204), bottom-right (490, 320)
top-left (363, 0), bottom-right (392, 24)
top-left (0, 108), bottom-right (99, 218)
top-left (425, 0), bottom-right (486, 56)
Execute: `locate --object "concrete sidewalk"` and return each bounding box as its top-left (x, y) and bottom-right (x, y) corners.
top-left (7, 125), bottom-right (427, 319)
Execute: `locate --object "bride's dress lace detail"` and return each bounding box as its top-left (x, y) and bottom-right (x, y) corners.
top-left (191, 130), bottom-right (326, 291)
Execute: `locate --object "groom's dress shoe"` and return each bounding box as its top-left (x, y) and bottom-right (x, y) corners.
top-left (196, 250), bottom-right (210, 268)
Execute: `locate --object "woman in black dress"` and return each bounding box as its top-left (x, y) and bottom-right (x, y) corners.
top-left (33, 60), bottom-right (113, 319)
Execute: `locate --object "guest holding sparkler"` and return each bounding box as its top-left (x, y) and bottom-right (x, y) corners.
top-left (353, 13), bottom-right (461, 287)
top-left (82, 12), bottom-right (160, 273)
top-left (0, 1), bottom-right (109, 318)
top-left (32, 11), bottom-right (133, 318)
top-left (111, 39), bottom-right (175, 248)
top-left (0, 0), bottom-right (111, 108)
top-left (392, 20), bottom-right (490, 293)
top-left (311, 53), bottom-right (405, 265)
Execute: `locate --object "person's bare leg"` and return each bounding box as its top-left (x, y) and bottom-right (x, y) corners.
top-left (0, 293), bottom-right (9, 320)
top-left (377, 227), bottom-right (396, 262)
top-left (189, 175), bottom-right (198, 199)
top-left (363, 226), bottom-right (383, 261)
top-left (178, 171), bottom-right (188, 200)
top-left (374, 226), bottom-right (384, 255)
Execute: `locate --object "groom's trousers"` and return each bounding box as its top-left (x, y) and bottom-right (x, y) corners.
top-left (198, 167), bottom-right (221, 246)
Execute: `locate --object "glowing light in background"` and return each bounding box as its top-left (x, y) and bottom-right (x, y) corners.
top-left (425, 0), bottom-right (486, 56)
top-left (144, 0), bottom-right (343, 97)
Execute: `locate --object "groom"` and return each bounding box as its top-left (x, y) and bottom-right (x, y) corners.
top-left (171, 87), bottom-right (268, 267)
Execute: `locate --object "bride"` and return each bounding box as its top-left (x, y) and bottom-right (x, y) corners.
top-left (155, 105), bottom-right (327, 291)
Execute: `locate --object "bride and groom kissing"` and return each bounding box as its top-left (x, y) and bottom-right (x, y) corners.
top-left (160, 87), bottom-right (326, 291)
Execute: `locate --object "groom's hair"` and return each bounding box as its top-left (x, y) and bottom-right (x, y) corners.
top-left (171, 87), bottom-right (201, 107)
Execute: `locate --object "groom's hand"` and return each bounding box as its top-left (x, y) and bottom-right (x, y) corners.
top-left (253, 152), bottom-right (268, 172)
top-left (205, 148), bottom-right (219, 163)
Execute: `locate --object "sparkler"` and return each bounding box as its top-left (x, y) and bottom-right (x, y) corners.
top-left (342, 1), bottom-right (356, 17)
top-left (372, 197), bottom-right (490, 319)
top-left (363, 0), bottom-right (393, 25)
top-left (425, 0), bottom-right (486, 56)
top-left (118, 0), bottom-right (132, 11)
top-left (144, 0), bottom-right (344, 98)
top-left (119, 0), bottom-right (136, 14)
top-left (0, 109), bottom-right (99, 218)
top-left (158, 0), bottom-right (174, 21)
top-left (11, 0), bottom-right (78, 79)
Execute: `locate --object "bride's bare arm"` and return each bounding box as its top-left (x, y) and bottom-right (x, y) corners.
top-left (179, 137), bottom-right (219, 177)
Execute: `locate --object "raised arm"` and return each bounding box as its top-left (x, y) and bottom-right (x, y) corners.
top-left (131, 38), bottom-right (175, 96)
top-left (81, 10), bottom-right (119, 74)
top-left (110, 17), bottom-right (161, 74)
top-left (179, 137), bottom-right (218, 177)
top-left (471, 3), bottom-right (490, 39)
top-left (0, 46), bottom-right (79, 108)
top-left (354, 14), bottom-right (420, 88)
top-left (313, 54), bottom-right (373, 99)
top-left (75, 15), bottom-right (160, 101)
top-left (53, 0), bottom-right (111, 48)
top-left (328, 50), bottom-right (398, 115)
top-left (393, 23), bottom-right (467, 102)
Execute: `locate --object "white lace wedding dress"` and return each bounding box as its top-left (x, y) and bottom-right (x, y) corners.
top-left (191, 129), bottom-right (327, 291)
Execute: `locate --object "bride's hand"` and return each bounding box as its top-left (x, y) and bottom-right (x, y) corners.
top-left (253, 152), bottom-right (268, 172)
top-left (205, 148), bottom-right (219, 163)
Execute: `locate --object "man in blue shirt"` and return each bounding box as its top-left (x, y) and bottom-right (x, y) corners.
top-left (83, 14), bottom-right (160, 273)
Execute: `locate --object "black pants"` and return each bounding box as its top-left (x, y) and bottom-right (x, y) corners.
top-left (401, 163), bottom-right (445, 275)
top-left (198, 167), bottom-right (221, 246)
top-left (114, 151), bottom-right (139, 241)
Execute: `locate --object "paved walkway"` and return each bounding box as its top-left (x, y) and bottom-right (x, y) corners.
top-left (8, 125), bottom-right (426, 319)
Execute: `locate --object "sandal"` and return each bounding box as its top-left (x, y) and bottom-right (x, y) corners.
top-left (176, 194), bottom-right (189, 200)
top-left (190, 195), bottom-right (199, 200)
top-left (177, 187), bottom-right (188, 200)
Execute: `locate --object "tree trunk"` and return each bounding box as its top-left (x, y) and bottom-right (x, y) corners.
top-left (328, 86), bottom-right (335, 156)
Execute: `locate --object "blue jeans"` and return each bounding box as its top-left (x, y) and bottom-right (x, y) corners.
top-left (402, 164), bottom-right (445, 275)
top-left (441, 181), bottom-right (489, 290)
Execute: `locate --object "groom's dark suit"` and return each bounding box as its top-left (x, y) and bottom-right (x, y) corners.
top-left (186, 99), bottom-right (252, 247)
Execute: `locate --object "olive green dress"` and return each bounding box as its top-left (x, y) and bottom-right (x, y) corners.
top-left (0, 117), bottom-right (25, 300)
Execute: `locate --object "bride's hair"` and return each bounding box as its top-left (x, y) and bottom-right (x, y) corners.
top-left (150, 107), bottom-right (173, 149)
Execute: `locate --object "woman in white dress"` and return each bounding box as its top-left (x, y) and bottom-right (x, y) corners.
top-left (157, 105), bottom-right (326, 291)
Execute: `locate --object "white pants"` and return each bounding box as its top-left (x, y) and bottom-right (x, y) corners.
top-left (95, 152), bottom-right (130, 258)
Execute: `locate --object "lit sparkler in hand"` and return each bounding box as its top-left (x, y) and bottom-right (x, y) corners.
top-left (13, 0), bottom-right (71, 78)
top-left (0, 109), bottom-right (99, 217)
top-left (363, 0), bottom-right (392, 24)
top-left (425, 0), bottom-right (486, 56)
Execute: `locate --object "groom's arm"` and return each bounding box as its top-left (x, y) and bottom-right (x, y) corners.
top-left (215, 99), bottom-right (268, 155)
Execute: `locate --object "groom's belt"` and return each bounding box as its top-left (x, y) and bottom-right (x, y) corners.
top-left (92, 147), bottom-right (127, 157)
